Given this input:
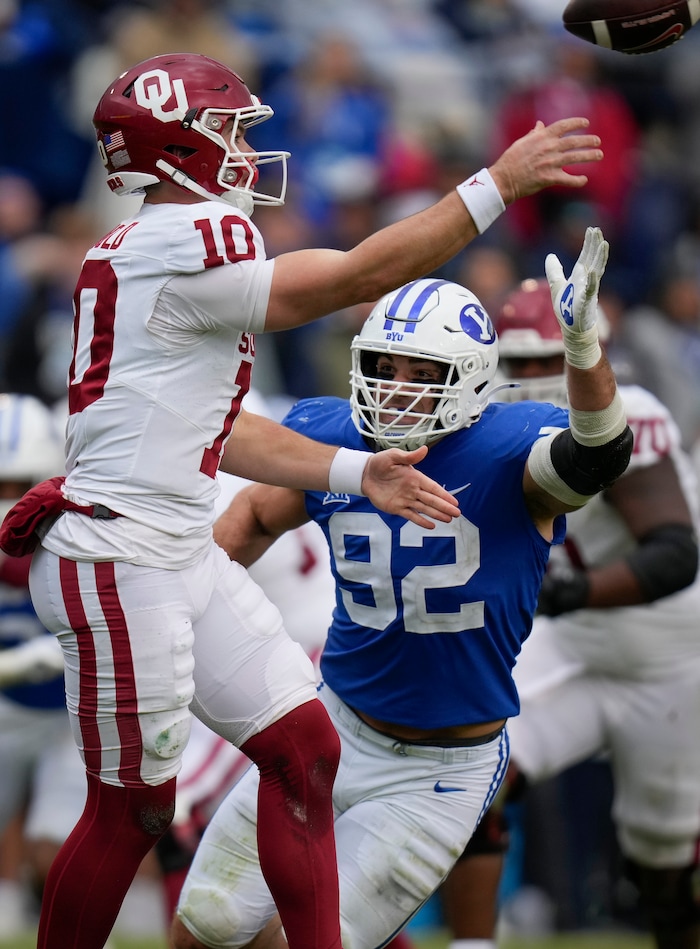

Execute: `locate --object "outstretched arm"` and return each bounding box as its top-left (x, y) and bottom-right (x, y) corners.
top-left (214, 483), bottom-right (306, 567)
top-left (267, 118), bottom-right (604, 329)
top-left (220, 410), bottom-right (460, 530)
top-left (524, 227), bottom-right (633, 530)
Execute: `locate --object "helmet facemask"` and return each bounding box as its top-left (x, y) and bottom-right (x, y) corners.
top-left (161, 99), bottom-right (289, 215)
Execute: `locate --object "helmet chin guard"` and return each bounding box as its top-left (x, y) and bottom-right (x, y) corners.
top-left (93, 53), bottom-right (289, 213)
top-left (350, 279), bottom-right (499, 449)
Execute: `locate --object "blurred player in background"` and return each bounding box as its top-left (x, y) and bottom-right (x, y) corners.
top-left (0, 394), bottom-right (66, 937)
top-left (443, 279), bottom-right (700, 949)
top-left (171, 226), bottom-right (633, 949)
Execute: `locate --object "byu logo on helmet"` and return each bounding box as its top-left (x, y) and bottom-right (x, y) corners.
top-left (459, 303), bottom-right (496, 345)
top-left (559, 282), bottom-right (575, 326)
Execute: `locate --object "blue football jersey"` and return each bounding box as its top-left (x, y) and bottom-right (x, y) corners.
top-left (283, 397), bottom-right (568, 728)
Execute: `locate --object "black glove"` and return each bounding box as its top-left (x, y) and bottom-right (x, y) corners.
top-left (537, 568), bottom-right (590, 616)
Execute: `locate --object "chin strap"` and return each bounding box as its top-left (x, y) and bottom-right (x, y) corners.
top-left (154, 159), bottom-right (255, 216)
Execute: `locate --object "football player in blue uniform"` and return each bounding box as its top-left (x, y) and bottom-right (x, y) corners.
top-left (171, 226), bottom-right (633, 949)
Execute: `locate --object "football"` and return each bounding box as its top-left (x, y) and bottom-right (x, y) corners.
top-left (562, 0), bottom-right (700, 53)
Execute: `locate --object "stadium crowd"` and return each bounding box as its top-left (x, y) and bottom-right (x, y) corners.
top-left (2, 0), bottom-right (700, 944)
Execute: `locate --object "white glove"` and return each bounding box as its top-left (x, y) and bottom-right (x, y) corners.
top-left (0, 636), bottom-right (64, 688)
top-left (544, 225), bottom-right (609, 369)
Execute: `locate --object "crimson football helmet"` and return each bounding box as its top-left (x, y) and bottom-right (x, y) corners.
top-left (92, 53), bottom-right (289, 215)
top-left (495, 277), bottom-right (609, 404)
top-left (350, 278), bottom-right (499, 450)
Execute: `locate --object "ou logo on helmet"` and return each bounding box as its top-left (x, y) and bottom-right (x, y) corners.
top-left (459, 303), bottom-right (495, 345)
top-left (134, 69), bottom-right (189, 123)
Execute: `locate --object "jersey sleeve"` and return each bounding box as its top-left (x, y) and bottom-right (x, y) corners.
top-left (157, 257), bottom-right (273, 334)
top-left (620, 385), bottom-right (683, 473)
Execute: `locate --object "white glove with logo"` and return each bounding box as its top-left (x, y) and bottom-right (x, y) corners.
top-left (544, 225), bottom-right (609, 369)
top-left (0, 636), bottom-right (64, 688)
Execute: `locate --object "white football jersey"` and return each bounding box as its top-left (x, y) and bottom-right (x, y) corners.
top-left (43, 202), bottom-right (274, 568)
top-left (539, 384), bottom-right (700, 679)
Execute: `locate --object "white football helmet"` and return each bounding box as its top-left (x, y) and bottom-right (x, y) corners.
top-left (0, 394), bottom-right (65, 521)
top-left (350, 278), bottom-right (499, 449)
top-left (495, 278), bottom-right (610, 406)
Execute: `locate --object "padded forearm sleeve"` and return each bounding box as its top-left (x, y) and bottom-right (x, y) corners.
top-left (529, 425), bottom-right (633, 506)
top-left (627, 523), bottom-right (699, 602)
top-left (528, 388), bottom-right (632, 506)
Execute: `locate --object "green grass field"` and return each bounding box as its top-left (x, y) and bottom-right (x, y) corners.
top-left (0, 930), bottom-right (655, 949)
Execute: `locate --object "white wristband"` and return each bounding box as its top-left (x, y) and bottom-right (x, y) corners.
top-left (328, 447), bottom-right (370, 496)
top-left (456, 168), bottom-right (506, 234)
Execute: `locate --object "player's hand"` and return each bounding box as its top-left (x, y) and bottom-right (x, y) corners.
top-left (537, 567), bottom-right (590, 616)
top-left (0, 636), bottom-right (64, 688)
top-left (545, 225), bottom-right (609, 370)
top-left (490, 117), bottom-right (603, 205)
top-left (363, 445), bottom-right (460, 529)
top-left (546, 225), bottom-right (608, 336)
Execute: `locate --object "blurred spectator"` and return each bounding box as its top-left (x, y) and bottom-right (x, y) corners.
top-left (431, 0), bottom-right (552, 114)
top-left (0, 173), bottom-right (44, 378)
top-left (489, 33), bottom-right (640, 256)
top-left (453, 244), bottom-right (520, 317)
top-left (3, 203), bottom-right (99, 404)
top-left (661, 28), bottom-right (700, 197)
top-left (433, 0), bottom-right (531, 43)
top-left (248, 199), bottom-right (329, 400)
top-left (254, 32), bottom-right (391, 228)
top-left (617, 266), bottom-right (700, 453)
top-left (70, 0), bottom-right (261, 234)
top-left (0, 0), bottom-right (93, 209)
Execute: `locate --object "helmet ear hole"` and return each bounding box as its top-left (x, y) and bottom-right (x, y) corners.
top-left (163, 144), bottom-right (197, 160)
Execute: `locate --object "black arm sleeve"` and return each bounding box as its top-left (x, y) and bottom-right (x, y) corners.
top-left (626, 523), bottom-right (699, 602)
top-left (549, 425), bottom-right (633, 497)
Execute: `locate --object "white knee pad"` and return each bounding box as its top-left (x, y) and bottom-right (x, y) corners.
top-left (140, 706), bottom-right (193, 784)
top-left (176, 767), bottom-right (274, 947)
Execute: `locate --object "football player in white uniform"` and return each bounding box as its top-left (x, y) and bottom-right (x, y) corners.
top-left (170, 227), bottom-right (633, 949)
top-left (0, 51), bottom-right (606, 949)
top-left (443, 279), bottom-right (700, 949)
